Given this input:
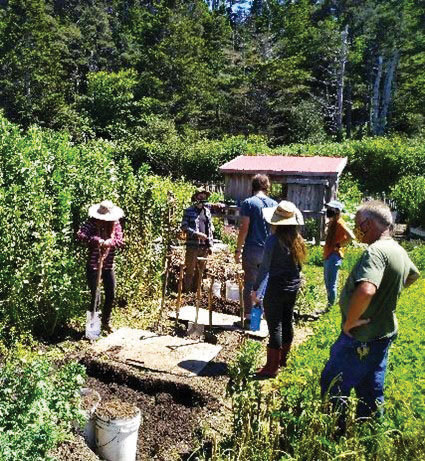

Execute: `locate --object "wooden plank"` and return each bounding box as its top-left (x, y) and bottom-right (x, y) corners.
top-left (286, 178), bottom-right (329, 186)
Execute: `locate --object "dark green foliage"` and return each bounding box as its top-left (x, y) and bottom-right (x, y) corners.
top-left (0, 114), bottom-right (193, 336)
top-left (391, 175), bottom-right (425, 226)
top-left (0, 0), bottom-right (424, 139)
top-left (0, 347), bottom-right (86, 461)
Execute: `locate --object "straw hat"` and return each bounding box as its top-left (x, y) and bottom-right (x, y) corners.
top-left (191, 187), bottom-right (211, 202)
top-left (88, 200), bottom-right (124, 222)
top-left (262, 200), bottom-right (304, 226)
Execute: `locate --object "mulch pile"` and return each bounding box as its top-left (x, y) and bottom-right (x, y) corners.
top-left (169, 245), bottom-right (242, 288)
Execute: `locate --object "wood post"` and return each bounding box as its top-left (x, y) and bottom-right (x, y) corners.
top-left (237, 270), bottom-right (245, 326)
top-left (194, 257), bottom-right (208, 325)
top-left (208, 275), bottom-right (215, 328)
top-left (175, 263), bottom-right (185, 326)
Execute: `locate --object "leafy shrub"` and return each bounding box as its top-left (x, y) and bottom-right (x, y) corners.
top-left (0, 348), bottom-right (85, 461)
top-left (0, 115), bottom-right (193, 335)
top-left (274, 136), bottom-right (425, 194)
top-left (306, 244), bottom-right (323, 266)
top-left (338, 172), bottom-right (363, 215)
top-left (303, 218), bottom-right (321, 242)
top-left (391, 176), bottom-right (425, 226)
top-left (341, 245), bottom-right (365, 272)
top-left (409, 245), bottom-right (425, 272)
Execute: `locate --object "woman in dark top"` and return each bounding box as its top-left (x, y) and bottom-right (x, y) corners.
top-left (251, 201), bottom-right (307, 379)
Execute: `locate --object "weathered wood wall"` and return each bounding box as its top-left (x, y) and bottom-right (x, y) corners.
top-left (224, 174), bottom-right (253, 202)
top-left (224, 173), bottom-right (339, 212)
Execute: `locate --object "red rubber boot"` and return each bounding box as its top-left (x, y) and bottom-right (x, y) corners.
top-left (255, 347), bottom-right (281, 379)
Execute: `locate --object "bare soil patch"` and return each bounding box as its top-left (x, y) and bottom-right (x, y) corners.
top-left (76, 329), bottom-right (240, 460)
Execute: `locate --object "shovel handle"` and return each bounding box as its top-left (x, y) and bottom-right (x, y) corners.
top-left (93, 253), bottom-right (106, 315)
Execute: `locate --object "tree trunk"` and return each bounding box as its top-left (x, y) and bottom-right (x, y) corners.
top-left (346, 81), bottom-right (352, 138)
top-left (377, 50), bottom-right (400, 135)
top-left (371, 55), bottom-right (383, 135)
top-left (335, 24), bottom-right (349, 139)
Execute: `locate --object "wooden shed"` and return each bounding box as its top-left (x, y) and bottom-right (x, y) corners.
top-left (219, 155), bottom-right (348, 236)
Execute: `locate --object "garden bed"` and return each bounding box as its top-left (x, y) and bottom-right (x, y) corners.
top-left (54, 329), bottom-right (242, 460)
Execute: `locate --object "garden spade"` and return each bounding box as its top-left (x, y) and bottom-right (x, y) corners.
top-left (187, 257), bottom-right (207, 339)
top-left (85, 253), bottom-right (105, 340)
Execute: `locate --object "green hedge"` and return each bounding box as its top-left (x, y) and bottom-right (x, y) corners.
top-left (0, 346), bottom-right (85, 461)
top-left (0, 115), bottom-right (193, 336)
top-left (391, 176), bottom-right (425, 226)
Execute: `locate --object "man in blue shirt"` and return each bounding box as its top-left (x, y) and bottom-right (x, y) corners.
top-left (235, 174), bottom-right (277, 322)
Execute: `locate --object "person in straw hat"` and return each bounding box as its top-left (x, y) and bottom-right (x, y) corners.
top-left (251, 200), bottom-right (307, 379)
top-left (181, 187), bottom-right (224, 293)
top-left (77, 200), bottom-right (124, 334)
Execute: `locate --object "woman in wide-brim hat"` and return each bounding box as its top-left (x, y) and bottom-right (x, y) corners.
top-left (251, 200), bottom-right (307, 379)
top-left (77, 200), bottom-right (124, 334)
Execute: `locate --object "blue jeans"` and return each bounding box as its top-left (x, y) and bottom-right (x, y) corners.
top-left (324, 252), bottom-right (342, 306)
top-left (242, 246), bottom-right (266, 315)
top-left (320, 332), bottom-right (394, 420)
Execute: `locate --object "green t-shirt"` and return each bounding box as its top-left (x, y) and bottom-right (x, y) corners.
top-left (339, 238), bottom-right (419, 341)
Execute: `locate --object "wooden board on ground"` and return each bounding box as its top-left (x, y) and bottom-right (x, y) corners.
top-left (170, 305), bottom-right (269, 339)
top-left (92, 328), bottom-right (222, 377)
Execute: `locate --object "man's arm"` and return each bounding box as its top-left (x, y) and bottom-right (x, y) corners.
top-left (343, 281), bottom-right (376, 336)
top-left (405, 269), bottom-right (420, 288)
top-left (235, 216), bottom-right (250, 263)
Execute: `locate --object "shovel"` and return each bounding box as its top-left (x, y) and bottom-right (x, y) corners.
top-left (85, 253), bottom-right (105, 340)
top-left (187, 256), bottom-right (207, 339)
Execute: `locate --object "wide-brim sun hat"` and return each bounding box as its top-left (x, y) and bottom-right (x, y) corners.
top-left (191, 187), bottom-right (211, 202)
top-left (262, 200), bottom-right (304, 226)
top-left (88, 200), bottom-right (124, 222)
top-left (326, 200), bottom-right (344, 211)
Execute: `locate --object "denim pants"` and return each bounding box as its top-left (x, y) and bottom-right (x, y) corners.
top-left (87, 266), bottom-right (116, 326)
top-left (320, 332), bottom-right (394, 419)
top-left (323, 252), bottom-right (342, 306)
top-left (242, 245), bottom-right (265, 315)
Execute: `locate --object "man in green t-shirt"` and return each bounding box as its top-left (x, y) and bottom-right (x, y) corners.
top-left (320, 200), bottom-right (420, 425)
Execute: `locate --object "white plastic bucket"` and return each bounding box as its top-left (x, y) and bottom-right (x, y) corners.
top-left (212, 281), bottom-right (222, 298)
top-left (80, 388), bottom-right (101, 449)
top-left (95, 407), bottom-right (141, 461)
top-left (86, 311), bottom-right (101, 340)
top-left (225, 281), bottom-right (240, 301)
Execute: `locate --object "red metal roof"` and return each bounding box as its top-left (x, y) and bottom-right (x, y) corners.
top-left (219, 155), bottom-right (347, 176)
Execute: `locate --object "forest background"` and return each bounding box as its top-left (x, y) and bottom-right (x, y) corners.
top-left (2, 0), bottom-right (425, 145)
